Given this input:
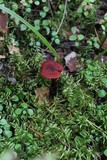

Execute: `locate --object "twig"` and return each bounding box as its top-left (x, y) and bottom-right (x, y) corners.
top-left (85, 118), bottom-right (107, 136)
top-left (55, 0), bottom-right (61, 10)
top-left (27, 126), bottom-right (44, 138)
top-left (47, 0), bottom-right (54, 18)
top-left (94, 27), bottom-right (100, 43)
top-left (56, 0), bottom-right (68, 35)
top-left (99, 33), bottom-right (107, 50)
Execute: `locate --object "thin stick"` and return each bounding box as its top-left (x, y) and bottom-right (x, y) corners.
top-left (27, 126), bottom-right (44, 138)
top-left (56, 0), bottom-right (68, 35)
top-left (85, 118), bottom-right (107, 136)
top-left (55, 0), bottom-right (61, 10)
top-left (94, 27), bottom-right (100, 43)
top-left (47, 0), bottom-right (54, 18)
top-left (99, 33), bottom-right (107, 50)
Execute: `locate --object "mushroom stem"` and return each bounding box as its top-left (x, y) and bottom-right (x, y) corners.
top-left (49, 79), bottom-right (57, 98)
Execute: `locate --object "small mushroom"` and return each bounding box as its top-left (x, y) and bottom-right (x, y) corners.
top-left (40, 60), bottom-right (63, 98)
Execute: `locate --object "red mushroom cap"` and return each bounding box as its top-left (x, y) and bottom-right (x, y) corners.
top-left (40, 60), bottom-right (63, 79)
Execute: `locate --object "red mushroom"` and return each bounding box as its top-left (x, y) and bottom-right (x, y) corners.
top-left (40, 60), bottom-right (63, 98)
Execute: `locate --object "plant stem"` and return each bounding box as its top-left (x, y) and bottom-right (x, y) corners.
top-left (56, 0), bottom-right (68, 35)
top-left (99, 33), bottom-right (107, 50)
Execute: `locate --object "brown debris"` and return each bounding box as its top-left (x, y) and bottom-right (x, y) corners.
top-left (0, 11), bottom-right (8, 33)
top-left (64, 52), bottom-right (77, 72)
top-left (35, 87), bottom-right (49, 102)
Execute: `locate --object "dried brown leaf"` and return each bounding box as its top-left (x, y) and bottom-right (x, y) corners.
top-left (0, 11), bottom-right (8, 33)
top-left (35, 87), bottom-right (49, 102)
top-left (8, 45), bottom-right (20, 54)
top-left (64, 52), bottom-right (77, 72)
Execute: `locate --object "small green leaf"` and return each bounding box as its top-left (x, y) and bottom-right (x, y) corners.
top-left (0, 104), bottom-right (3, 111)
top-left (35, 41), bottom-right (41, 47)
top-left (20, 24), bottom-right (27, 31)
top-left (98, 89), bottom-right (106, 98)
top-left (15, 108), bottom-right (22, 115)
top-left (3, 124), bottom-right (10, 130)
top-left (34, 19), bottom-right (41, 30)
top-left (29, 0), bottom-right (33, 4)
top-left (4, 130), bottom-right (12, 138)
top-left (15, 144), bottom-right (22, 152)
top-left (77, 34), bottom-right (84, 40)
top-left (39, 11), bottom-right (46, 18)
top-left (84, 11), bottom-right (89, 17)
top-left (43, 6), bottom-right (49, 12)
top-left (69, 35), bottom-right (77, 41)
top-left (101, 78), bottom-right (107, 87)
top-left (104, 149), bottom-right (107, 157)
top-left (11, 95), bottom-right (19, 102)
top-left (12, 2), bottom-right (18, 11)
top-left (59, 4), bottom-right (65, 11)
top-left (26, 7), bottom-right (31, 13)
top-left (77, 8), bottom-right (83, 13)
top-left (94, 42), bottom-right (100, 49)
top-left (51, 31), bottom-right (57, 36)
top-left (34, 19), bottom-right (41, 25)
top-left (23, 110), bottom-right (27, 114)
top-left (5, 87), bottom-right (12, 94)
top-left (55, 38), bottom-right (60, 44)
top-left (81, 1), bottom-right (87, 5)
top-left (42, 20), bottom-right (50, 26)
top-left (29, 41), bottom-right (34, 46)
top-left (71, 27), bottom-right (77, 34)
top-left (87, 40), bottom-right (92, 46)
top-left (28, 109), bottom-right (34, 116)
top-left (21, 102), bottom-right (28, 109)
top-left (34, 1), bottom-right (40, 5)
top-left (44, 27), bottom-right (50, 35)
top-left (0, 119), bottom-right (7, 125)
top-left (75, 42), bottom-right (79, 46)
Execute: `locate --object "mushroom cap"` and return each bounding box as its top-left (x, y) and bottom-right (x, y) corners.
top-left (40, 60), bottom-right (63, 79)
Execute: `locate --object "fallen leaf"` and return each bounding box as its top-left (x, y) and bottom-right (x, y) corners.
top-left (64, 52), bottom-right (77, 72)
top-left (0, 37), bottom-right (4, 41)
top-left (0, 55), bottom-right (5, 59)
top-left (8, 45), bottom-right (20, 54)
top-left (35, 87), bottom-right (49, 102)
top-left (0, 11), bottom-right (8, 33)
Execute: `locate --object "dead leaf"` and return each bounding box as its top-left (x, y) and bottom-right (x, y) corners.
top-left (0, 11), bottom-right (8, 33)
top-left (8, 45), bottom-right (20, 54)
top-left (0, 37), bottom-right (4, 41)
top-left (35, 87), bottom-right (49, 102)
top-left (64, 52), bottom-right (77, 72)
top-left (0, 55), bottom-right (5, 59)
